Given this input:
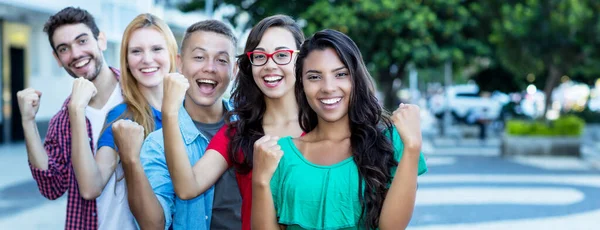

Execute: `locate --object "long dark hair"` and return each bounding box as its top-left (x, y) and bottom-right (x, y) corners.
top-left (224, 15), bottom-right (305, 174)
top-left (294, 29), bottom-right (398, 229)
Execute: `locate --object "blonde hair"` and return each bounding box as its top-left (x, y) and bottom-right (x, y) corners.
top-left (119, 13), bottom-right (177, 137)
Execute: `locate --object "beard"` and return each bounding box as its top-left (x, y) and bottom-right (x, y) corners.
top-left (65, 53), bottom-right (104, 81)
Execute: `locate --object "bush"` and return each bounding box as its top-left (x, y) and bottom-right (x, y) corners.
top-left (506, 115), bottom-right (584, 136)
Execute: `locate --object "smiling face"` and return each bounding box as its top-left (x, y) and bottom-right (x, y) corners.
top-left (52, 23), bottom-right (106, 80)
top-left (250, 27), bottom-right (298, 99)
top-left (126, 27), bottom-right (170, 89)
top-left (179, 31), bottom-right (235, 107)
top-left (301, 47), bottom-right (353, 124)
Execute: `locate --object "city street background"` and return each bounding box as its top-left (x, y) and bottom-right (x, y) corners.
top-left (2, 0), bottom-right (600, 229)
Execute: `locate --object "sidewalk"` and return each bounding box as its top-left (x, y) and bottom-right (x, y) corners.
top-left (581, 124), bottom-right (600, 169)
top-left (415, 133), bottom-right (600, 230)
top-left (423, 134), bottom-right (600, 172)
top-left (1, 123), bottom-right (599, 229)
top-left (0, 143), bottom-right (65, 229)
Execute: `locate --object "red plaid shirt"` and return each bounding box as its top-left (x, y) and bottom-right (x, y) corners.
top-left (29, 67), bottom-right (120, 230)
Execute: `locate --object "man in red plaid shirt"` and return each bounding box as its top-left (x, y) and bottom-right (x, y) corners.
top-left (16, 7), bottom-right (122, 229)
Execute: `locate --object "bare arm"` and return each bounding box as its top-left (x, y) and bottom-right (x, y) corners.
top-left (24, 118), bottom-right (70, 200)
top-left (381, 103), bottom-right (423, 229)
top-left (122, 159), bottom-right (166, 229)
top-left (23, 120), bottom-right (48, 170)
top-left (18, 88), bottom-right (48, 170)
top-left (69, 107), bottom-right (118, 200)
top-left (65, 77), bottom-right (115, 200)
top-left (251, 136), bottom-right (284, 230)
top-left (252, 181), bottom-right (281, 230)
top-left (19, 88), bottom-right (68, 199)
top-left (379, 149), bottom-right (420, 229)
top-left (112, 120), bottom-right (167, 229)
top-left (163, 113), bottom-right (229, 200)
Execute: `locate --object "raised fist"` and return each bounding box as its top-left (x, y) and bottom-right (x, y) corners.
top-left (69, 78), bottom-right (97, 110)
top-left (112, 119), bottom-right (145, 163)
top-left (17, 88), bottom-right (42, 122)
top-left (252, 135), bottom-right (284, 184)
top-left (162, 72), bottom-right (190, 114)
top-left (391, 103), bottom-right (422, 153)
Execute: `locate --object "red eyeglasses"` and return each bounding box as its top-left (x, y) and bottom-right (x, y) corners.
top-left (246, 49), bottom-right (299, 66)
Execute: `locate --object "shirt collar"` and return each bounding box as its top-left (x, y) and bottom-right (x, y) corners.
top-left (109, 66), bottom-right (121, 80)
top-left (179, 99), bottom-right (231, 145)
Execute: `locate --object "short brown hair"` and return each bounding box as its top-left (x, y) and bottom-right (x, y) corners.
top-left (181, 20), bottom-right (237, 53)
top-left (43, 7), bottom-right (100, 52)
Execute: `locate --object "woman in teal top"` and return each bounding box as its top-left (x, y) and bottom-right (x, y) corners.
top-left (252, 29), bottom-right (428, 230)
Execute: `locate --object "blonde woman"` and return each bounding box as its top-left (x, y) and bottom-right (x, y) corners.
top-left (70, 13), bottom-right (177, 229)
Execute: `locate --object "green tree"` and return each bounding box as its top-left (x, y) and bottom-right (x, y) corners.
top-left (181, 0), bottom-right (489, 109)
top-left (299, 0), bottom-right (491, 108)
top-left (477, 0), bottom-right (600, 117)
top-left (179, 0), bottom-right (315, 26)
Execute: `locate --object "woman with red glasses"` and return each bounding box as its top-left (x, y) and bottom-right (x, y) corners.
top-left (163, 14), bottom-right (305, 230)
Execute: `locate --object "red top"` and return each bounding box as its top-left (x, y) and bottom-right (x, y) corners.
top-left (207, 125), bottom-right (305, 230)
top-left (207, 125), bottom-right (253, 230)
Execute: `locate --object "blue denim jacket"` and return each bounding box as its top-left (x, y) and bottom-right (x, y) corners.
top-left (140, 100), bottom-right (232, 230)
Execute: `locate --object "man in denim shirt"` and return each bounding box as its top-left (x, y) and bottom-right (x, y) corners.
top-left (121, 20), bottom-right (241, 229)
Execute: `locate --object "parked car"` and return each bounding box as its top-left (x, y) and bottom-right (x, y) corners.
top-left (429, 84), bottom-right (506, 124)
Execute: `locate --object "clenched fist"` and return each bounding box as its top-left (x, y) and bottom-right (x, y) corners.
top-left (112, 119), bottom-right (145, 163)
top-left (162, 73), bottom-right (190, 114)
top-left (391, 103), bottom-right (422, 153)
top-left (252, 135), bottom-right (284, 185)
top-left (69, 78), bottom-right (97, 110)
top-left (17, 88), bottom-right (42, 122)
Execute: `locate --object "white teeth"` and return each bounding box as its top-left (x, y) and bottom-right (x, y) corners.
top-left (264, 76), bottom-right (283, 82)
top-left (320, 98), bottom-right (342, 105)
top-left (74, 59), bottom-right (90, 68)
top-left (141, 67), bottom-right (158, 73)
top-left (197, 79), bottom-right (217, 85)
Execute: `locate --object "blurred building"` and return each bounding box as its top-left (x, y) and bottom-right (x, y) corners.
top-left (0, 0), bottom-right (214, 143)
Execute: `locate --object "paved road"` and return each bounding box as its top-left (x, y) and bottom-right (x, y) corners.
top-left (409, 139), bottom-right (600, 230)
top-left (0, 143), bottom-right (65, 229)
top-left (1, 136), bottom-right (599, 229)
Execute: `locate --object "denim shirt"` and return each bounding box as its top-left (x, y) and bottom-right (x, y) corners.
top-left (140, 100), bottom-right (232, 230)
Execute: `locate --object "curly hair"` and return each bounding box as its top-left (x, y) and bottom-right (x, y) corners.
top-left (294, 29), bottom-right (398, 229)
top-left (224, 15), bottom-right (305, 174)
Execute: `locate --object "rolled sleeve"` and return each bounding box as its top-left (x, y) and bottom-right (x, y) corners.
top-left (156, 194), bottom-right (174, 230)
top-left (29, 114), bottom-right (70, 200)
top-left (140, 133), bottom-right (175, 230)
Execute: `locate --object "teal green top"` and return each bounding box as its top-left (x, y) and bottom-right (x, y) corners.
top-left (270, 127), bottom-right (428, 230)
